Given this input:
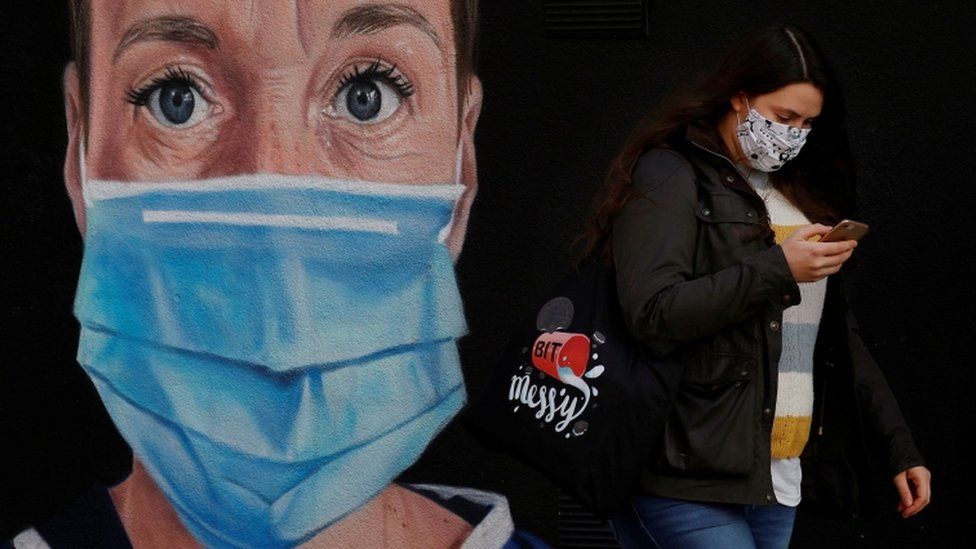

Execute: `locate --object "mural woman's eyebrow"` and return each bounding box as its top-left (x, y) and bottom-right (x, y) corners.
top-left (114, 16), bottom-right (219, 63)
top-left (331, 4), bottom-right (441, 48)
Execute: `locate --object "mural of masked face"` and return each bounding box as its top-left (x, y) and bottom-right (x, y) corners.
top-left (62, 1), bottom-right (484, 547)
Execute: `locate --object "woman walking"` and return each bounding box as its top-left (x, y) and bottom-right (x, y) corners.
top-left (585, 25), bottom-right (931, 548)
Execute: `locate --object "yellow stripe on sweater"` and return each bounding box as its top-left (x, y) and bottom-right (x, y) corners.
top-left (772, 223), bottom-right (804, 244)
top-left (771, 415), bottom-right (812, 458)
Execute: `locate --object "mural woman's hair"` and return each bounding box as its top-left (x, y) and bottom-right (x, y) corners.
top-left (581, 24), bottom-right (857, 263)
top-left (67, 0), bottom-right (479, 125)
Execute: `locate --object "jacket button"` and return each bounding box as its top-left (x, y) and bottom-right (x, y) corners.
top-left (768, 320), bottom-right (780, 331)
top-left (765, 493), bottom-right (774, 502)
top-left (702, 207), bottom-right (711, 216)
top-left (726, 175), bottom-right (735, 183)
top-left (763, 408), bottom-right (773, 417)
top-left (824, 359), bottom-right (836, 368)
top-left (782, 293), bottom-right (792, 304)
top-left (746, 211), bottom-right (754, 218)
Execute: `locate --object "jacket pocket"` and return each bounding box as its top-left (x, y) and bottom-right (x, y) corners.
top-left (658, 353), bottom-right (758, 475)
top-left (695, 192), bottom-right (762, 225)
top-left (693, 192), bottom-right (767, 274)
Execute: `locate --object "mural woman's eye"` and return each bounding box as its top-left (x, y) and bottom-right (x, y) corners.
top-left (151, 81), bottom-right (197, 125)
top-left (333, 60), bottom-right (415, 125)
top-left (127, 67), bottom-right (212, 129)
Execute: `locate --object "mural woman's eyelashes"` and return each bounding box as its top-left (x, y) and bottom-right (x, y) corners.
top-left (125, 66), bottom-right (218, 129)
top-left (331, 59), bottom-right (415, 125)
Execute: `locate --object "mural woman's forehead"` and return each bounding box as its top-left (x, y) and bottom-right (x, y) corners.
top-left (94, 1), bottom-right (451, 49)
top-left (70, 0), bottom-right (479, 94)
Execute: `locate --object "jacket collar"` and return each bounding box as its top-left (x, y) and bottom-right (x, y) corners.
top-left (683, 119), bottom-right (764, 200)
top-left (683, 120), bottom-right (727, 161)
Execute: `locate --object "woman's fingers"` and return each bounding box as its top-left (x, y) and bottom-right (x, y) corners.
top-left (814, 240), bottom-right (857, 256)
top-left (895, 467), bottom-right (932, 518)
top-left (794, 238), bottom-right (853, 262)
top-left (903, 495), bottom-right (927, 517)
top-left (902, 468), bottom-right (932, 518)
top-left (914, 470), bottom-right (932, 504)
top-left (813, 264), bottom-right (843, 277)
top-left (783, 227), bottom-right (857, 282)
top-left (893, 472), bottom-right (914, 509)
top-left (813, 249), bottom-right (853, 270)
top-left (831, 248), bottom-right (854, 263)
top-left (790, 223), bottom-right (832, 241)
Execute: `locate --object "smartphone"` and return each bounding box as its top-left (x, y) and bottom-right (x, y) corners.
top-left (819, 219), bottom-right (870, 243)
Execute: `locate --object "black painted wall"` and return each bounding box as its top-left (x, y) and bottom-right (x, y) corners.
top-left (414, 1), bottom-right (976, 546)
top-left (3, 1), bottom-right (973, 547)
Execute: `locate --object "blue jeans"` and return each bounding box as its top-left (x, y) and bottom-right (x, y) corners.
top-left (610, 495), bottom-right (797, 549)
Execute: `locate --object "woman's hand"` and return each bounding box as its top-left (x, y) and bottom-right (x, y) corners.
top-left (894, 466), bottom-right (932, 518)
top-left (781, 223), bottom-right (858, 282)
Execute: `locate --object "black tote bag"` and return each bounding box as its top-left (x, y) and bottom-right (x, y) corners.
top-left (462, 257), bottom-right (684, 517)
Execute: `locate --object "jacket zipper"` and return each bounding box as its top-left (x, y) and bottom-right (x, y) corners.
top-left (818, 371), bottom-right (827, 436)
top-left (687, 138), bottom-right (752, 183)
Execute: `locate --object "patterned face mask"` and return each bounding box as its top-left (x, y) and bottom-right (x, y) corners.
top-left (735, 99), bottom-right (811, 172)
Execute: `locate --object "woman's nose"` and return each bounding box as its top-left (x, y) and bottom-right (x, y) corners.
top-left (236, 77), bottom-right (321, 176)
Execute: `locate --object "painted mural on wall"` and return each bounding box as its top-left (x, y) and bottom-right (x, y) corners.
top-left (56, 1), bottom-right (534, 547)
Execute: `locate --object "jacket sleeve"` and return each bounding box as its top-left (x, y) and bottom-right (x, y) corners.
top-left (844, 302), bottom-right (926, 476)
top-left (612, 148), bottom-right (800, 356)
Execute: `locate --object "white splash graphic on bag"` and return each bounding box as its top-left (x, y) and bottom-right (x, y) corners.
top-left (507, 324), bottom-right (607, 436)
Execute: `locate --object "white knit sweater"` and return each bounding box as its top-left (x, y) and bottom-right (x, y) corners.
top-left (742, 166), bottom-right (828, 506)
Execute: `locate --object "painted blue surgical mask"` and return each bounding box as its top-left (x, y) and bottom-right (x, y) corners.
top-left (74, 163), bottom-right (469, 548)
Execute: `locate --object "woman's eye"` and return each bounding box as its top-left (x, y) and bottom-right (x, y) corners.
top-left (147, 81), bottom-right (209, 128)
top-left (127, 68), bottom-right (214, 130)
top-left (334, 78), bottom-right (403, 124)
top-left (330, 61), bottom-right (414, 125)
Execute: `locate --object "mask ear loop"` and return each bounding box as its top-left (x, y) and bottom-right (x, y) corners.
top-left (732, 99), bottom-right (758, 179)
top-left (736, 97), bottom-right (753, 127)
top-left (437, 140), bottom-right (466, 244)
top-left (742, 97), bottom-right (757, 125)
top-left (453, 137), bottom-right (464, 186)
top-left (78, 137), bottom-right (94, 209)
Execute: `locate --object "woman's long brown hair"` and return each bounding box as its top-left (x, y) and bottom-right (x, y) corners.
top-left (582, 24), bottom-right (858, 264)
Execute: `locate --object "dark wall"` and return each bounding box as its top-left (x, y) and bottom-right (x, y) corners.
top-left (2, 1), bottom-right (973, 547)
top-left (0, 2), bottom-right (133, 538)
top-left (416, 1), bottom-right (974, 546)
